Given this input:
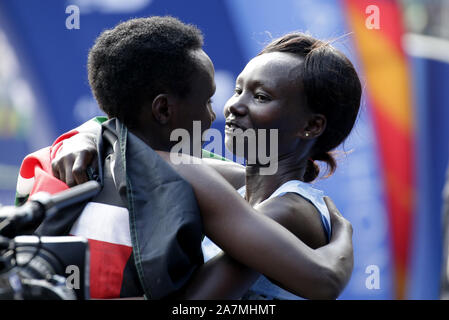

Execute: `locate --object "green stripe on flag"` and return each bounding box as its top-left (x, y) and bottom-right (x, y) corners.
top-left (201, 149), bottom-right (230, 162)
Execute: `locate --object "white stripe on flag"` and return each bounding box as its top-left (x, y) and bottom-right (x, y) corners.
top-left (70, 202), bottom-right (132, 246)
top-left (16, 175), bottom-right (35, 197)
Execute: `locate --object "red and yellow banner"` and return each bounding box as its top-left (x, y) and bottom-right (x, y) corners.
top-left (343, 0), bottom-right (415, 299)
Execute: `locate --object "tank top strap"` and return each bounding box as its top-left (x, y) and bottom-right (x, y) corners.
top-left (238, 180), bottom-right (331, 241)
top-left (206, 181), bottom-right (332, 300)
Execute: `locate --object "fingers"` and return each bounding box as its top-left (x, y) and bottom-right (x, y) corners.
top-left (52, 160), bottom-right (61, 181)
top-left (51, 150), bottom-right (96, 187)
top-left (52, 152), bottom-right (70, 185)
top-left (50, 132), bottom-right (98, 187)
top-left (52, 158), bottom-right (69, 185)
top-left (324, 196), bottom-right (341, 228)
top-left (323, 196), bottom-right (341, 218)
top-left (52, 154), bottom-right (74, 186)
top-left (323, 196), bottom-right (353, 237)
top-left (65, 160), bottom-right (75, 187)
top-left (72, 150), bottom-right (95, 185)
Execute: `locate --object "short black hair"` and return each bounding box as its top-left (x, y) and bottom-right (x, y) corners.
top-left (259, 33), bottom-right (362, 182)
top-left (87, 16), bottom-right (204, 127)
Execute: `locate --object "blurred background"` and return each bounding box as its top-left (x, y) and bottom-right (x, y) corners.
top-left (0, 0), bottom-right (448, 299)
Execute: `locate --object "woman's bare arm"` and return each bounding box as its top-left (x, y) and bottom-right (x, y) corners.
top-left (50, 138), bottom-right (353, 299)
top-left (201, 157), bottom-right (245, 189)
top-left (168, 252), bottom-right (259, 300)
top-left (170, 195), bottom-right (352, 300)
top-left (51, 133), bottom-right (247, 190)
top-left (159, 152), bottom-right (353, 300)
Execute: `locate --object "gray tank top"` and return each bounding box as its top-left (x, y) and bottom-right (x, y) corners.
top-left (201, 179), bottom-right (331, 300)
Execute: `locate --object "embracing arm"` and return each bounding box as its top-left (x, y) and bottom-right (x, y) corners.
top-left (168, 252), bottom-right (259, 300)
top-left (316, 197), bottom-right (354, 297)
top-left (160, 153), bottom-right (353, 300)
top-left (51, 133), bottom-right (246, 190)
top-left (171, 195), bottom-right (352, 300)
top-left (46, 132), bottom-right (352, 299)
top-left (201, 158), bottom-right (245, 190)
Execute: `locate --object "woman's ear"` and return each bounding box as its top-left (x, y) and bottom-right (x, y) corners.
top-left (151, 94), bottom-right (172, 125)
top-left (300, 114), bottom-right (327, 139)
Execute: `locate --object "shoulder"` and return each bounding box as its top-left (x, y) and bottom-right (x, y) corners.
top-left (254, 193), bottom-right (328, 249)
top-left (156, 151), bottom-right (219, 180)
top-left (155, 151), bottom-right (239, 197)
top-left (201, 157), bottom-right (245, 190)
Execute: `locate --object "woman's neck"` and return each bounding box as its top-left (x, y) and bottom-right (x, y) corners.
top-left (244, 152), bottom-right (308, 207)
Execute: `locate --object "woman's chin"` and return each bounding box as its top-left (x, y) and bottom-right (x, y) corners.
top-left (225, 138), bottom-right (248, 159)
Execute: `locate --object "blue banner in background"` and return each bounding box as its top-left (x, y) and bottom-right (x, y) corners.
top-left (0, 6), bottom-right (56, 205)
top-left (404, 34), bottom-right (449, 299)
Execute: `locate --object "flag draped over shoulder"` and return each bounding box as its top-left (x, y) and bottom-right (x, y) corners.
top-left (15, 117), bottom-right (205, 299)
top-left (15, 117), bottom-right (107, 206)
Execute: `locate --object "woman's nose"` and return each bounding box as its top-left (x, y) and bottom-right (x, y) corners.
top-left (224, 97), bottom-right (248, 118)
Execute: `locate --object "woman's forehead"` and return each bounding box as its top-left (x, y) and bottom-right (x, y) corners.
top-left (241, 52), bottom-right (303, 78)
top-left (236, 52), bottom-right (304, 90)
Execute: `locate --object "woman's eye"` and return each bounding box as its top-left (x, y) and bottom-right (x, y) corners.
top-left (255, 94), bottom-right (269, 102)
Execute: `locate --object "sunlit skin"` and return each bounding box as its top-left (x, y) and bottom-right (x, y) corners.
top-left (221, 51), bottom-right (328, 246)
top-left (224, 52), bottom-right (326, 210)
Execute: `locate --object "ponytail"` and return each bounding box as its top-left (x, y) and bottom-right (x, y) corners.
top-left (303, 151), bottom-right (337, 182)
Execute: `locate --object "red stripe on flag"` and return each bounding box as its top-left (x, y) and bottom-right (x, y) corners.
top-left (52, 129), bottom-right (80, 146)
top-left (87, 238), bottom-right (133, 299)
top-left (19, 147), bottom-right (50, 179)
top-left (50, 129), bottom-right (80, 159)
top-left (30, 166), bottom-right (69, 196)
top-left (19, 129), bottom-right (80, 180)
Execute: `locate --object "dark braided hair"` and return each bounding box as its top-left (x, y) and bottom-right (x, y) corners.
top-left (87, 16), bottom-right (204, 128)
top-left (259, 33), bottom-right (362, 182)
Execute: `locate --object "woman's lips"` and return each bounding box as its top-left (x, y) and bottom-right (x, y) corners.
top-left (225, 122), bottom-right (247, 134)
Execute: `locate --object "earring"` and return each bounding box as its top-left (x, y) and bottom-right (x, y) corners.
top-left (305, 132), bottom-right (310, 137)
